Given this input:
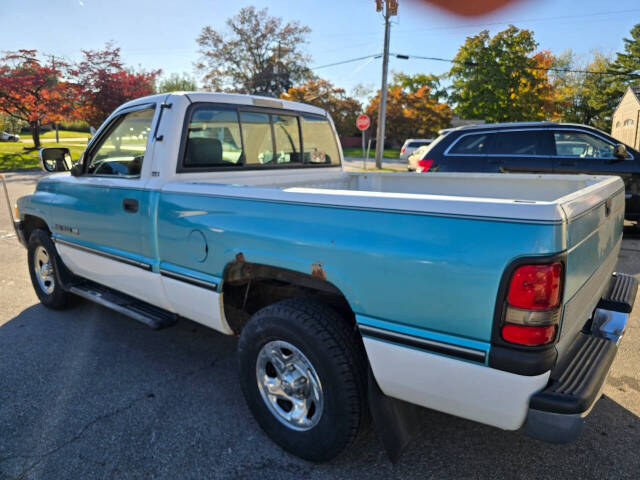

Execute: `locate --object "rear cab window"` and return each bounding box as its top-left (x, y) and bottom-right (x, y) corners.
top-left (179, 104), bottom-right (340, 171)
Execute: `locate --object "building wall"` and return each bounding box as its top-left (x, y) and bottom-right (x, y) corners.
top-left (611, 88), bottom-right (640, 150)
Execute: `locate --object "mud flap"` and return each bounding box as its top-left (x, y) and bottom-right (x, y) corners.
top-left (367, 367), bottom-right (422, 462)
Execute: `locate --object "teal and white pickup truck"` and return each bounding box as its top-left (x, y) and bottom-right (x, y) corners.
top-left (5, 93), bottom-right (637, 461)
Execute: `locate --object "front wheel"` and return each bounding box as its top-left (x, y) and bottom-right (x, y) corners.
top-left (27, 229), bottom-right (73, 309)
top-left (238, 298), bottom-right (368, 461)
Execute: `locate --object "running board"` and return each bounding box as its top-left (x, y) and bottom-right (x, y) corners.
top-left (70, 281), bottom-right (178, 329)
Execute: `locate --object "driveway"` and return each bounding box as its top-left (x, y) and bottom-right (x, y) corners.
top-left (1, 172), bottom-right (639, 479)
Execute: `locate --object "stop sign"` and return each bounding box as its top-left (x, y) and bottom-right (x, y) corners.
top-left (356, 114), bottom-right (370, 131)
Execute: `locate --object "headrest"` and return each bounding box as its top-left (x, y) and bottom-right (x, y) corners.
top-left (186, 137), bottom-right (223, 165)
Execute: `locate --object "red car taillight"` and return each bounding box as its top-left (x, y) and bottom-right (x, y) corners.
top-left (507, 263), bottom-right (562, 310)
top-left (502, 324), bottom-right (557, 346)
top-left (401, 146), bottom-right (406, 154)
top-left (416, 159), bottom-right (434, 172)
top-left (501, 262), bottom-right (563, 346)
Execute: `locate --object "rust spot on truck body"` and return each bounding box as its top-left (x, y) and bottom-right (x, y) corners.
top-left (311, 263), bottom-right (327, 280)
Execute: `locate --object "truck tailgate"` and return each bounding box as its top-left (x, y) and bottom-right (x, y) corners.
top-left (556, 181), bottom-right (625, 360)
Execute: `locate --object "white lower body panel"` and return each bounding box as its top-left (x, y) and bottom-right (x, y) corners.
top-left (57, 244), bottom-right (173, 311)
top-left (160, 276), bottom-right (232, 334)
top-left (364, 338), bottom-right (550, 430)
top-left (57, 244), bottom-right (232, 334)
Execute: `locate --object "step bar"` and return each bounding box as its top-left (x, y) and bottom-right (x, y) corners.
top-left (70, 281), bottom-right (178, 329)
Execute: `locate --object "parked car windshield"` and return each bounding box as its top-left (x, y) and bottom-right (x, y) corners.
top-left (407, 140), bottom-right (431, 148)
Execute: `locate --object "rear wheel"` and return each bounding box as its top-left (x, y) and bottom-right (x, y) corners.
top-left (238, 298), bottom-right (367, 461)
top-left (27, 229), bottom-right (73, 309)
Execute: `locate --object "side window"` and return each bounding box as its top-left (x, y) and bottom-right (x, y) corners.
top-left (240, 111), bottom-right (274, 164)
top-left (272, 114), bottom-right (302, 163)
top-left (488, 131), bottom-right (542, 155)
top-left (448, 133), bottom-right (491, 155)
top-left (299, 115), bottom-right (340, 165)
top-left (184, 106), bottom-right (243, 167)
top-left (553, 131), bottom-right (615, 159)
top-left (87, 108), bottom-right (155, 177)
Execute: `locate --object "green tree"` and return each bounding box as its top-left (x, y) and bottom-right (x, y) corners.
top-left (611, 23), bottom-right (640, 79)
top-left (281, 78), bottom-right (362, 136)
top-left (196, 7), bottom-right (312, 96)
top-left (448, 26), bottom-right (554, 122)
top-left (552, 52), bottom-right (621, 130)
top-left (157, 73), bottom-right (198, 93)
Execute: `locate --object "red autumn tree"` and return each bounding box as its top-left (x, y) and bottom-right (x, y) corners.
top-left (72, 43), bottom-right (160, 128)
top-left (0, 50), bottom-right (75, 148)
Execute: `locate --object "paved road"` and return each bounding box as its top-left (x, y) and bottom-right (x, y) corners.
top-left (1, 172), bottom-right (639, 479)
top-left (343, 156), bottom-right (407, 171)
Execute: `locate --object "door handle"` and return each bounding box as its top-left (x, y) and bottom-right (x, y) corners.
top-left (122, 198), bottom-right (138, 213)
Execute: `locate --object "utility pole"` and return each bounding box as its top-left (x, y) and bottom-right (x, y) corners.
top-left (374, 0), bottom-right (397, 169)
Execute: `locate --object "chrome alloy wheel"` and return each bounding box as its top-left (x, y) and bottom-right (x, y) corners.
top-left (256, 340), bottom-right (324, 431)
top-left (33, 246), bottom-right (55, 295)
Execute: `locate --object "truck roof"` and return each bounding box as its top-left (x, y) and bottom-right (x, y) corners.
top-left (118, 92), bottom-right (328, 117)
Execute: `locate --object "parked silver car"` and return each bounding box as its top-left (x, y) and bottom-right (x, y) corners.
top-left (0, 131), bottom-right (20, 142)
top-left (399, 138), bottom-right (433, 161)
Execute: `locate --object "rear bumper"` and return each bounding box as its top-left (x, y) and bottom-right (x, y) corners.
top-left (523, 273), bottom-right (636, 443)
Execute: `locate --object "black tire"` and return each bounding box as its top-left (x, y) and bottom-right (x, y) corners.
top-left (238, 298), bottom-right (368, 462)
top-left (27, 229), bottom-right (73, 310)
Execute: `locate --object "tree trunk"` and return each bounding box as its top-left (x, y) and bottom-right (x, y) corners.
top-left (31, 121), bottom-right (41, 149)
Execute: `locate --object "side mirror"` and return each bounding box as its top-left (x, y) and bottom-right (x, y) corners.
top-left (40, 147), bottom-right (73, 172)
top-left (614, 143), bottom-right (628, 159)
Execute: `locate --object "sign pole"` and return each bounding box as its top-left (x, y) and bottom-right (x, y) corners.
top-left (362, 130), bottom-right (366, 169)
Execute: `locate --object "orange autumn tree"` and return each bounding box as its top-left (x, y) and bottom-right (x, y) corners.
top-left (282, 78), bottom-right (362, 136)
top-left (366, 73), bottom-right (451, 144)
top-left (0, 50), bottom-right (75, 148)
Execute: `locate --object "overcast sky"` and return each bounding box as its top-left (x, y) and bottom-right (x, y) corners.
top-left (1, 0), bottom-right (639, 100)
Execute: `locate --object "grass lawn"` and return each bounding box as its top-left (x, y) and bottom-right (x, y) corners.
top-left (0, 142), bottom-right (87, 171)
top-left (0, 130), bottom-right (90, 170)
top-left (38, 130), bottom-right (91, 139)
top-left (342, 147), bottom-right (400, 158)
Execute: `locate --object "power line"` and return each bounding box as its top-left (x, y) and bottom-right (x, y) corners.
top-left (311, 52), bottom-right (640, 79)
top-left (401, 54), bottom-right (640, 78)
top-left (312, 54), bottom-right (381, 70)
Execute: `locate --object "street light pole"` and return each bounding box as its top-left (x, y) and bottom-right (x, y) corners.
top-left (375, 2), bottom-right (393, 169)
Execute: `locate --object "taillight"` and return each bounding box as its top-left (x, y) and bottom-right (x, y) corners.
top-left (401, 146), bottom-right (406, 154)
top-left (416, 159), bottom-right (434, 173)
top-left (502, 324), bottom-right (556, 346)
top-left (507, 263), bottom-right (562, 310)
top-left (501, 262), bottom-right (563, 346)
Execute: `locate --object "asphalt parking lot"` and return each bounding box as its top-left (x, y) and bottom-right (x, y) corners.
top-left (1, 172), bottom-right (639, 479)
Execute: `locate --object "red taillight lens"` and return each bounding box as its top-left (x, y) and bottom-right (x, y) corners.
top-left (417, 159), bottom-right (434, 172)
top-left (501, 324), bottom-right (556, 346)
top-left (401, 146), bottom-right (406, 154)
top-left (507, 263), bottom-right (562, 310)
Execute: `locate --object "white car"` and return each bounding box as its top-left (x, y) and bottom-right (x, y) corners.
top-left (0, 131), bottom-right (20, 142)
top-left (399, 138), bottom-right (433, 161)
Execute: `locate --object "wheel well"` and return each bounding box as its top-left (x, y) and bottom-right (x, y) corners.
top-left (222, 257), bottom-right (355, 334)
top-left (22, 215), bottom-right (50, 242)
